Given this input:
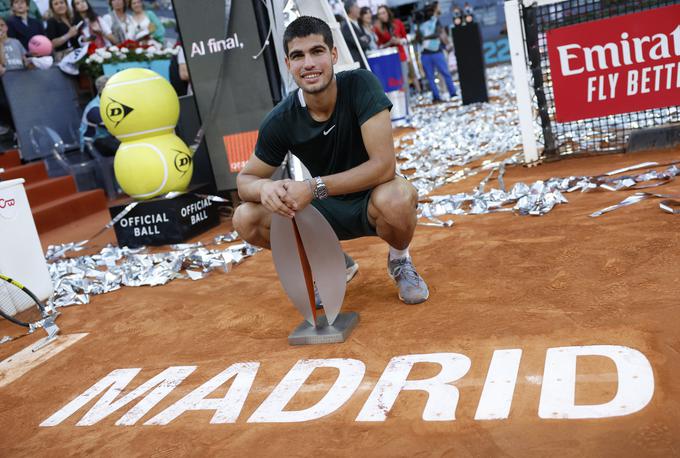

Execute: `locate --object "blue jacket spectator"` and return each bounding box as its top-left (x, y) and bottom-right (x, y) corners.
top-left (80, 75), bottom-right (120, 157)
top-left (417, 2), bottom-right (456, 103)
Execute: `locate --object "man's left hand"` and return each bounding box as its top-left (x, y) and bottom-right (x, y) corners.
top-left (282, 180), bottom-right (314, 213)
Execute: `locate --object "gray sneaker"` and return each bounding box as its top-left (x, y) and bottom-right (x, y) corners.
top-left (315, 253), bottom-right (359, 310)
top-left (345, 252), bottom-right (359, 283)
top-left (387, 257), bottom-right (429, 304)
top-left (314, 283), bottom-right (323, 310)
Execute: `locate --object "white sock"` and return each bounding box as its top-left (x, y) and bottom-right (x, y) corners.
top-left (389, 246), bottom-right (410, 261)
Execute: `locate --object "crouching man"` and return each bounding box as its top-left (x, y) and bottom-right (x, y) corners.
top-left (233, 16), bottom-right (428, 304)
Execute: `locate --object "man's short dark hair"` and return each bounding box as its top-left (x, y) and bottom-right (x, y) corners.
top-left (344, 0), bottom-right (357, 13)
top-left (283, 16), bottom-right (334, 56)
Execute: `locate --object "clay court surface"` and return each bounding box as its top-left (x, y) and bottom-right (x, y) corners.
top-left (1, 147), bottom-right (679, 457)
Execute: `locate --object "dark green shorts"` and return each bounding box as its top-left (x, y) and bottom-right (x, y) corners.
top-left (311, 190), bottom-right (377, 240)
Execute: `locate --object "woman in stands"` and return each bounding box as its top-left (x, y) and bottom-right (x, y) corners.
top-left (71, 0), bottom-right (117, 48)
top-left (101, 0), bottom-right (134, 44)
top-left (374, 4), bottom-right (410, 103)
top-left (0, 16), bottom-right (27, 134)
top-left (0, 17), bottom-right (27, 72)
top-left (128, 0), bottom-right (164, 45)
top-left (46, 0), bottom-right (81, 62)
top-left (359, 6), bottom-right (378, 51)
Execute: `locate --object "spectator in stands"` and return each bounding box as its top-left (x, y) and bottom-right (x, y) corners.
top-left (359, 6), bottom-right (377, 51)
top-left (72, 0), bottom-right (116, 48)
top-left (171, 44), bottom-right (191, 96)
top-left (374, 5), bottom-right (410, 102)
top-left (6, 0), bottom-right (44, 49)
top-left (0, 15), bottom-right (26, 70)
top-left (46, 0), bottom-right (80, 62)
top-left (463, 2), bottom-right (474, 24)
top-left (341, 0), bottom-right (369, 69)
top-left (417, 2), bottom-right (456, 103)
top-left (80, 75), bottom-right (119, 157)
top-left (128, 0), bottom-right (164, 44)
top-left (451, 5), bottom-right (463, 27)
top-left (101, 0), bottom-right (133, 44)
top-left (0, 15), bottom-right (27, 134)
top-left (0, 0), bottom-right (41, 22)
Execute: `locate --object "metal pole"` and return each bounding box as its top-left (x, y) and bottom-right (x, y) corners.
top-left (505, 0), bottom-right (539, 164)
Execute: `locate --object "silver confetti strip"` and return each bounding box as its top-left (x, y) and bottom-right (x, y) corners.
top-left (44, 192), bottom-right (233, 261)
top-left (590, 192), bottom-right (680, 217)
top-left (46, 242), bottom-right (261, 308)
top-left (398, 65), bottom-right (525, 198)
top-left (419, 218), bottom-right (455, 227)
top-left (214, 231), bottom-right (240, 244)
top-left (420, 161), bottom-right (680, 219)
top-left (590, 193), bottom-right (648, 217)
top-left (45, 240), bottom-right (88, 262)
top-left (605, 162), bottom-right (659, 176)
top-left (420, 179), bottom-right (568, 218)
top-left (660, 200), bottom-right (680, 214)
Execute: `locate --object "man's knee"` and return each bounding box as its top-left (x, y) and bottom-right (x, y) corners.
top-left (371, 178), bottom-right (418, 221)
top-left (232, 203), bottom-right (268, 241)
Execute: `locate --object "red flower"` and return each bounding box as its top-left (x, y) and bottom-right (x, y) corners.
top-left (86, 42), bottom-right (98, 55)
top-left (118, 39), bottom-right (149, 50)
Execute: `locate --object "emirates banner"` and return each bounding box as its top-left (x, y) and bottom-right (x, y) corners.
top-left (547, 4), bottom-right (680, 123)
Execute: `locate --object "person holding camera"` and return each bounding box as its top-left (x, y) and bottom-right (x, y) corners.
top-left (416, 1), bottom-right (456, 103)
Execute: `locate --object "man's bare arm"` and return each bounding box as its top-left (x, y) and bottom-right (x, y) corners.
top-left (237, 155), bottom-right (297, 218)
top-left (322, 109), bottom-right (396, 196)
top-left (236, 155), bottom-right (277, 202)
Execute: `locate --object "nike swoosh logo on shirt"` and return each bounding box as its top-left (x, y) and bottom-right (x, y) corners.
top-left (323, 125), bottom-right (336, 136)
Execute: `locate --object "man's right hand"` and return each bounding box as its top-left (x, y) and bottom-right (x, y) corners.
top-left (260, 180), bottom-right (296, 218)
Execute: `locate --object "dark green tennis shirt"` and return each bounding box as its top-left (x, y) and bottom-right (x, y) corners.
top-left (254, 69), bottom-right (392, 197)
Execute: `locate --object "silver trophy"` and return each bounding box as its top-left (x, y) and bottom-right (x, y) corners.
top-left (270, 205), bottom-right (359, 345)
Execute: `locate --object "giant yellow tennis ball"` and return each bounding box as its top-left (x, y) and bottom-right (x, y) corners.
top-left (114, 133), bottom-right (194, 200)
top-left (100, 68), bottom-right (179, 141)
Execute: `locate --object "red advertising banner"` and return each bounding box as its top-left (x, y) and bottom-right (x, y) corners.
top-left (547, 4), bottom-right (680, 122)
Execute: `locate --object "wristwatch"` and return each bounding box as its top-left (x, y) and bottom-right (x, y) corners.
top-left (312, 176), bottom-right (328, 200)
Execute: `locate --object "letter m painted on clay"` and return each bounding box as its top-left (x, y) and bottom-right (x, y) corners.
top-left (40, 367), bottom-right (196, 427)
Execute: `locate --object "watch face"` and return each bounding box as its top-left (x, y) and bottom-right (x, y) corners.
top-left (315, 177), bottom-right (328, 199)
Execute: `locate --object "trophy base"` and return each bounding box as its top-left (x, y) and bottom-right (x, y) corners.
top-left (288, 312), bottom-right (360, 345)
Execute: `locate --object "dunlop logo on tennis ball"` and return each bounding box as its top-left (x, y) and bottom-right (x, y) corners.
top-left (114, 133), bottom-right (193, 200)
top-left (101, 68), bottom-right (179, 141)
top-left (173, 150), bottom-right (192, 176)
top-left (104, 98), bottom-right (134, 127)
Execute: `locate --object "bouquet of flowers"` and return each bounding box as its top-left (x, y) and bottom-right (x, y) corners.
top-left (79, 40), bottom-right (179, 78)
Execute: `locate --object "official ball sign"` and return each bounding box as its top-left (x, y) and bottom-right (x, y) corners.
top-left (109, 193), bottom-right (219, 247)
top-left (547, 4), bottom-right (680, 123)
